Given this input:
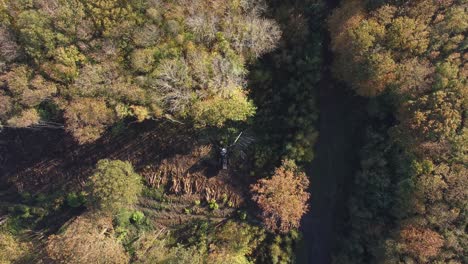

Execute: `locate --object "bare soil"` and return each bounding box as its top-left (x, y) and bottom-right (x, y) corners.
top-left (0, 120), bottom-right (247, 228)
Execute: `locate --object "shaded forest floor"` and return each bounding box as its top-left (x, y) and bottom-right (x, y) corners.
top-left (0, 121), bottom-right (247, 231)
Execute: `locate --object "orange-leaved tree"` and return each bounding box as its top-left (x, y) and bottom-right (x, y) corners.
top-left (251, 160), bottom-right (310, 233)
top-left (399, 225), bottom-right (444, 262)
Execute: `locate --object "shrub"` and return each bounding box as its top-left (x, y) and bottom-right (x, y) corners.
top-left (130, 211), bottom-right (145, 224)
top-left (15, 205), bottom-right (31, 219)
top-left (221, 193), bottom-right (228, 204)
top-left (238, 211), bottom-right (247, 220)
top-left (66, 192), bottom-right (87, 208)
top-left (208, 199), bottom-right (219, 210)
top-left (114, 209), bottom-right (133, 229)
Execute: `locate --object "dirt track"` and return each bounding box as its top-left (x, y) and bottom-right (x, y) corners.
top-left (297, 0), bottom-right (367, 262)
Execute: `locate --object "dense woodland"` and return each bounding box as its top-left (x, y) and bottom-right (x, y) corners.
top-left (330, 0), bottom-right (467, 263)
top-left (0, 0), bottom-right (466, 263)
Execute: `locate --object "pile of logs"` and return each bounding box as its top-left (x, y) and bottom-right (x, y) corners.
top-left (143, 145), bottom-right (243, 207)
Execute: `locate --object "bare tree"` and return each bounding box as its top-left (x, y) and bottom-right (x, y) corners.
top-left (151, 58), bottom-right (193, 114)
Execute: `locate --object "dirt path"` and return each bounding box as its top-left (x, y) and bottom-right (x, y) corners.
top-left (297, 0), bottom-right (367, 261)
top-left (298, 79), bottom-right (365, 264)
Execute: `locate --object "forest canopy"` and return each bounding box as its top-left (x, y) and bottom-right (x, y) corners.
top-left (0, 0), bottom-right (465, 263)
top-left (0, 0), bottom-right (315, 263)
top-left (0, 0), bottom-right (280, 143)
top-left (329, 0), bottom-right (467, 263)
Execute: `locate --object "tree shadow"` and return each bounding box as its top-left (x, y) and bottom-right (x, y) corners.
top-left (0, 119), bottom-right (197, 194)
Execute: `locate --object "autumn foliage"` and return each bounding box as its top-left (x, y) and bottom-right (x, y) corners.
top-left (329, 0), bottom-right (466, 263)
top-left (251, 160), bottom-right (310, 233)
top-left (400, 225), bottom-right (444, 262)
top-left (0, 231), bottom-right (31, 263)
top-left (0, 0), bottom-right (280, 143)
top-left (46, 214), bottom-right (129, 264)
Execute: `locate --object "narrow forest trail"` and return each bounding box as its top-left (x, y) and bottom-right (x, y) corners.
top-left (298, 0), bottom-right (367, 262)
top-left (298, 77), bottom-right (365, 264)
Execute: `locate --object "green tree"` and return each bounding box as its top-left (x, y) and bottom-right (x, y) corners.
top-left (87, 159), bottom-right (142, 213)
top-left (192, 88), bottom-right (256, 127)
top-left (207, 221), bottom-right (266, 264)
top-left (132, 231), bottom-right (203, 264)
top-left (386, 16), bottom-right (429, 55)
top-left (41, 45), bottom-right (85, 82)
top-left (15, 9), bottom-right (64, 61)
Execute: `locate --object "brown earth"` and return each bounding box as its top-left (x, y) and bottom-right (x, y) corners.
top-left (0, 120), bottom-right (247, 227)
